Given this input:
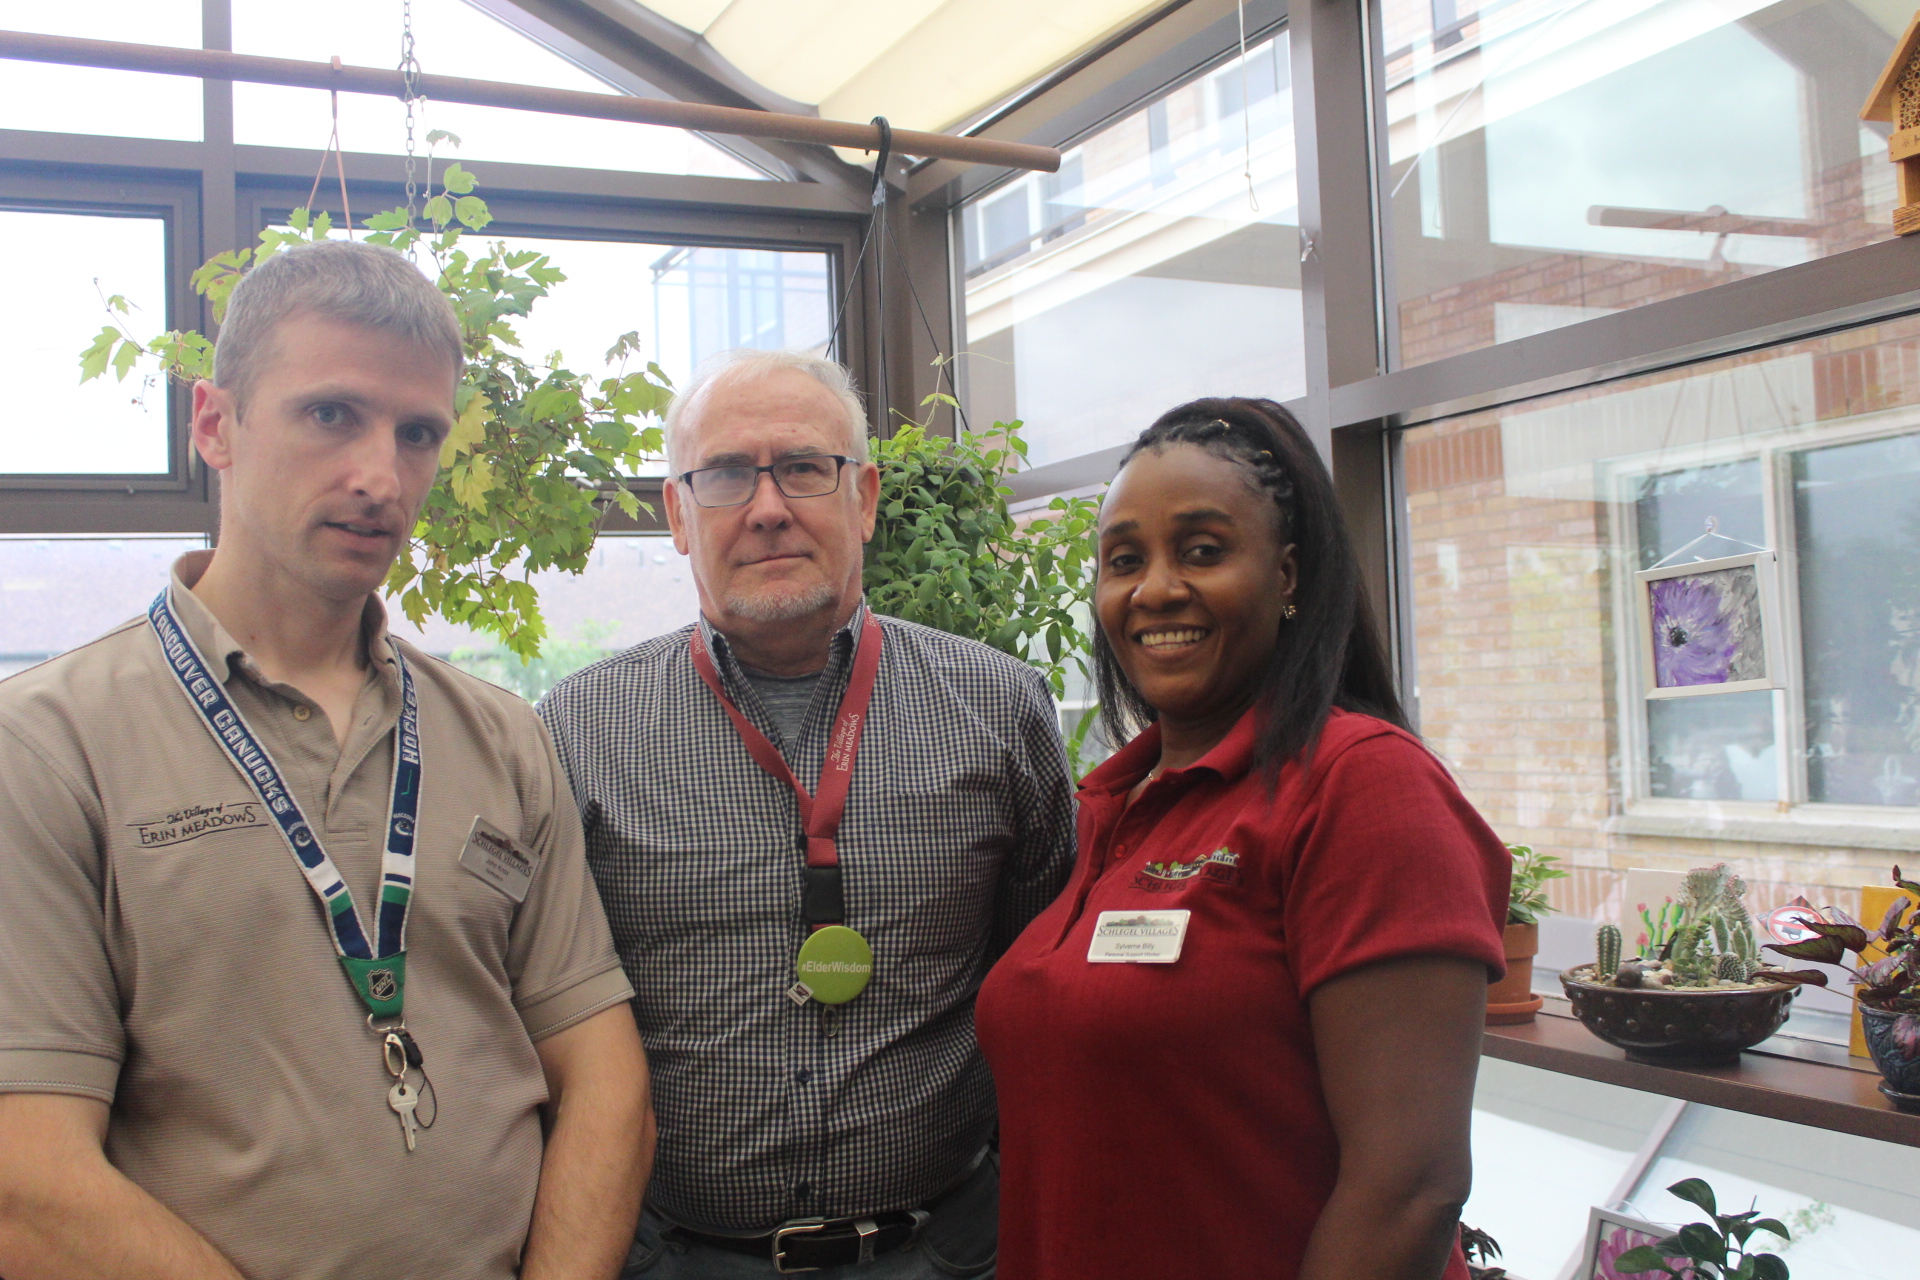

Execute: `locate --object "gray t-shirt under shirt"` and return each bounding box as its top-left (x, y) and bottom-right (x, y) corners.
top-left (739, 664), bottom-right (824, 745)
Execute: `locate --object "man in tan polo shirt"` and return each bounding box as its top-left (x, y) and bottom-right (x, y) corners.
top-left (0, 238), bottom-right (654, 1279)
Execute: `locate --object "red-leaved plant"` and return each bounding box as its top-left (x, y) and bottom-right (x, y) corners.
top-left (1760, 867), bottom-right (1920, 1060)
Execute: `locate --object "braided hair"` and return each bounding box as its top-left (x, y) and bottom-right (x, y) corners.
top-left (1093, 397), bottom-right (1409, 774)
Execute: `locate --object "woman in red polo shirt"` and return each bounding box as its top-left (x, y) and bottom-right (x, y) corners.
top-left (977, 397), bottom-right (1510, 1280)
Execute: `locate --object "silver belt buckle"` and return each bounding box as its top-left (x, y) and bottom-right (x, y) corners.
top-left (854, 1218), bottom-right (880, 1265)
top-left (772, 1217), bottom-right (828, 1274)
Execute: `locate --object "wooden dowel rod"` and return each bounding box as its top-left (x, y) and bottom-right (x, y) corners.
top-left (0, 29), bottom-right (1062, 174)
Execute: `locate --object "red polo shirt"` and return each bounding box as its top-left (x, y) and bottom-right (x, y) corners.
top-left (976, 707), bottom-right (1509, 1280)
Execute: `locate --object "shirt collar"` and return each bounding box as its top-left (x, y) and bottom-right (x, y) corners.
top-left (1077, 702), bottom-right (1261, 798)
top-left (697, 600), bottom-right (869, 678)
top-left (167, 549), bottom-right (400, 688)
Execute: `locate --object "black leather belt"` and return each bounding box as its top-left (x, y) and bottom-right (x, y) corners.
top-left (666, 1152), bottom-right (989, 1274)
top-left (674, 1208), bottom-right (931, 1273)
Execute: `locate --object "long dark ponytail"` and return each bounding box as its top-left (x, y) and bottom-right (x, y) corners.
top-left (1093, 397), bottom-right (1408, 772)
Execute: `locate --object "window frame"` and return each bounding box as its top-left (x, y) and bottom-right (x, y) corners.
top-left (1600, 402), bottom-right (1920, 836)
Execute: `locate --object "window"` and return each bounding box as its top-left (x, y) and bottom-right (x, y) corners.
top-left (0, 0), bottom-right (203, 141)
top-left (0, 535), bottom-right (207, 676)
top-left (0, 208), bottom-right (172, 476)
top-left (388, 534), bottom-right (698, 701)
top-left (958, 31), bottom-right (1305, 472)
top-left (1378, 0), bottom-right (1903, 368)
top-left (1401, 315), bottom-right (1920, 1032)
top-left (230, 0), bottom-right (765, 178)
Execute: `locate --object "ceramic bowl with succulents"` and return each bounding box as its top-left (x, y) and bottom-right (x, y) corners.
top-left (1563, 864), bottom-right (1797, 1065)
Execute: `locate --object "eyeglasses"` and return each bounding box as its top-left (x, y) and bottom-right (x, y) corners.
top-left (677, 455), bottom-right (858, 508)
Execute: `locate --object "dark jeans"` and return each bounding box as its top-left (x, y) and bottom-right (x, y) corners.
top-left (621, 1155), bottom-right (997, 1280)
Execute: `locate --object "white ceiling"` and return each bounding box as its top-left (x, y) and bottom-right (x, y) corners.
top-left (638, 0), bottom-right (1168, 135)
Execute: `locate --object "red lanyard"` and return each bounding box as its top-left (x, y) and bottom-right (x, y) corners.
top-left (689, 612), bottom-right (883, 929)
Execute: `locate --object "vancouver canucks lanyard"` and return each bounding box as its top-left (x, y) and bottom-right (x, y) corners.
top-left (690, 611), bottom-right (882, 1008)
top-left (148, 589), bottom-right (433, 1147)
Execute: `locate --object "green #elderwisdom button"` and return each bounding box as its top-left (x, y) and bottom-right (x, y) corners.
top-left (794, 926), bottom-right (873, 1005)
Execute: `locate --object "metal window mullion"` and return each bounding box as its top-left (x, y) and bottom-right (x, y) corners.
top-left (1766, 442), bottom-right (1812, 807)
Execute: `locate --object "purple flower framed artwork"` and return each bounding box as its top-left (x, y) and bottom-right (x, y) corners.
top-left (1635, 551), bottom-right (1783, 699)
top-left (1579, 1206), bottom-right (1683, 1280)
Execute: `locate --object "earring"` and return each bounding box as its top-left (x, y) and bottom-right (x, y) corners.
top-left (1283, 603), bottom-right (1298, 619)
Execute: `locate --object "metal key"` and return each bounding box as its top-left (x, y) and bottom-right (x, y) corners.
top-left (388, 1079), bottom-right (420, 1151)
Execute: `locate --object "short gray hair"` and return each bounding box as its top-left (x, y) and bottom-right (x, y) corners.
top-left (214, 239), bottom-right (464, 408)
top-left (665, 348), bottom-right (869, 473)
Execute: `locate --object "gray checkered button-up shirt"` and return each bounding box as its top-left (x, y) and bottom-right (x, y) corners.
top-left (538, 608), bottom-right (1075, 1231)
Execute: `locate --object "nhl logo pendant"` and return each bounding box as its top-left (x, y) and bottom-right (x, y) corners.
top-left (368, 968), bottom-right (399, 1002)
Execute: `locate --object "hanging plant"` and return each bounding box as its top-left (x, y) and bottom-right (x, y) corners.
top-left (79, 147), bottom-right (670, 661)
top-left (864, 408), bottom-right (1102, 767)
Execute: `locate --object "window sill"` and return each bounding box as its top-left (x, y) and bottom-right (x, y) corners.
top-left (1483, 1000), bottom-right (1918, 1148)
top-left (1607, 805), bottom-right (1920, 851)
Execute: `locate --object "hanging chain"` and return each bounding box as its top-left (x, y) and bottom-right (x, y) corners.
top-left (399, 0), bottom-right (425, 248)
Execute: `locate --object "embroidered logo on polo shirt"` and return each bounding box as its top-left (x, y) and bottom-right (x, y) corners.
top-left (128, 800), bottom-right (268, 849)
top-left (1132, 846), bottom-right (1242, 893)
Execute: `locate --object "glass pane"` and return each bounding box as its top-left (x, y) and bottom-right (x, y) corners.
top-left (1795, 432), bottom-right (1920, 807)
top-left (1632, 1105), bottom-right (1920, 1280)
top-left (1463, 1058), bottom-right (1676, 1280)
top-left (1634, 460), bottom-right (1767, 571)
top-left (0, 0), bottom-right (202, 141)
top-left (231, 0), bottom-right (764, 178)
top-left (0, 210), bottom-right (172, 475)
top-left (387, 534), bottom-right (700, 701)
top-left (1647, 692), bottom-right (1778, 801)
top-left (1401, 315), bottom-right (1920, 1036)
top-left (0, 536), bottom-right (208, 677)
top-left (1381, 1), bottom-right (1902, 368)
top-left (959, 33), bottom-right (1305, 471)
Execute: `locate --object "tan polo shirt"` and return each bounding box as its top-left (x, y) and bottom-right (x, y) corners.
top-left (0, 552), bottom-right (634, 1280)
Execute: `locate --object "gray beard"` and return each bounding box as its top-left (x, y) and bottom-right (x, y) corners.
top-left (723, 580), bottom-right (839, 623)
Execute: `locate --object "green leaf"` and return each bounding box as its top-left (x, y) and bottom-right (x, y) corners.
top-left (1668, 1178), bottom-right (1719, 1220)
top-left (111, 336), bottom-right (141, 381)
top-left (1749, 1254), bottom-right (1788, 1280)
top-left (423, 194), bottom-right (454, 228)
top-left (79, 325), bottom-right (120, 383)
top-left (454, 195), bottom-right (492, 230)
top-left (1608, 1246), bottom-right (1675, 1276)
top-left (440, 162), bottom-right (477, 194)
top-left (425, 128), bottom-right (462, 149)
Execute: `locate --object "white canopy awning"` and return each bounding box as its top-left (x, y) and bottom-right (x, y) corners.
top-left (637, 0), bottom-right (1166, 136)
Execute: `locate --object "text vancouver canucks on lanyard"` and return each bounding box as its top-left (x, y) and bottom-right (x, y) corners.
top-left (148, 589), bottom-right (434, 1152)
top-left (690, 611), bottom-right (882, 1012)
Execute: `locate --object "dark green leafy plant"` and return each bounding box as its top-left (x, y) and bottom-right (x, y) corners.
top-left (79, 146), bottom-right (669, 660)
top-left (865, 418), bottom-right (1098, 701)
top-left (1459, 1223), bottom-right (1506, 1280)
top-left (1614, 1178), bottom-right (1790, 1280)
top-left (1506, 844), bottom-right (1568, 926)
top-left (1763, 865), bottom-right (1920, 1058)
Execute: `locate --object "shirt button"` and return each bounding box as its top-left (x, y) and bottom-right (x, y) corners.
top-left (292, 705), bottom-right (313, 721)
top-left (795, 1068), bottom-right (812, 1084)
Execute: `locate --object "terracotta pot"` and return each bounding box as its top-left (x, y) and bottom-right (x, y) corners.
top-left (1486, 921), bottom-right (1543, 1025)
top-left (1560, 964), bottom-right (1796, 1065)
top-left (1859, 1002), bottom-right (1920, 1112)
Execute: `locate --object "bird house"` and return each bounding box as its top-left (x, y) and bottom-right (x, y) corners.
top-left (1863, 9), bottom-right (1920, 234)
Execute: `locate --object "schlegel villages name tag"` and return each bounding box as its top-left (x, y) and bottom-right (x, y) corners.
top-left (1087, 909), bottom-right (1191, 963)
top-left (459, 816), bottom-right (541, 903)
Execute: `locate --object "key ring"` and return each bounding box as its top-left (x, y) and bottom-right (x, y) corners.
top-left (382, 1033), bottom-right (409, 1079)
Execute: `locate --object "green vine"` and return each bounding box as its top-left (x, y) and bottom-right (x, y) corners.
top-left (79, 144), bottom-right (669, 661)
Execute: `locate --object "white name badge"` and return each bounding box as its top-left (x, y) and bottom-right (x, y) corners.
top-left (459, 816), bottom-right (542, 903)
top-left (1087, 909), bottom-right (1191, 963)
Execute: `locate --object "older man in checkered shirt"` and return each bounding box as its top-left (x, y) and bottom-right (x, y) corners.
top-left (538, 347), bottom-right (1075, 1279)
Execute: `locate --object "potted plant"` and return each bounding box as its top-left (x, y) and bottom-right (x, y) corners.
top-left (1561, 864), bottom-right (1798, 1064)
top-left (1614, 1177), bottom-right (1792, 1280)
top-left (1760, 867), bottom-right (1920, 1111)
top-left (1487, 844), bottom-right (1567, 1024)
